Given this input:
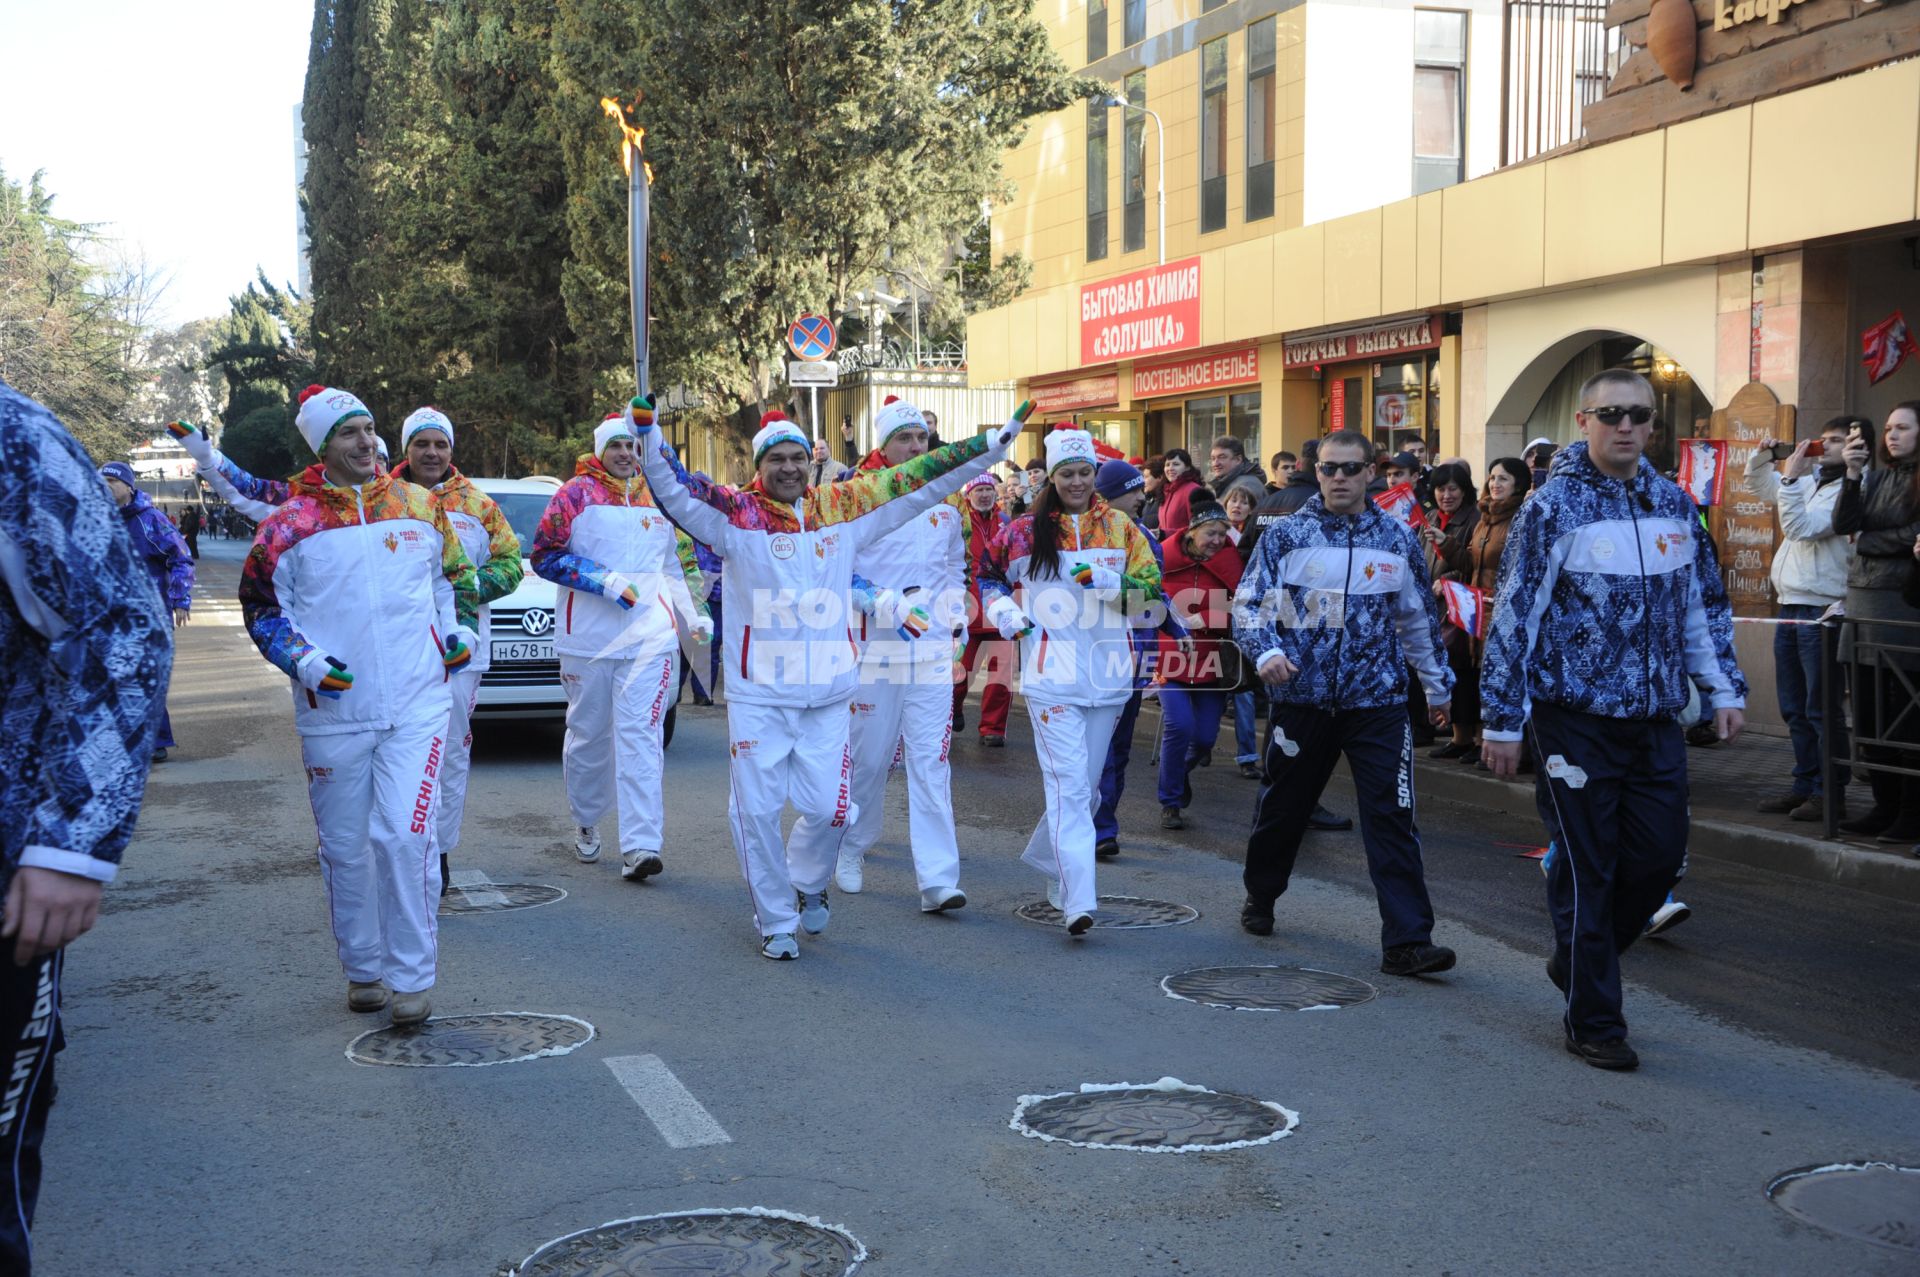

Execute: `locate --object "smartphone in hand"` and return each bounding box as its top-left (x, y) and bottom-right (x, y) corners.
top-left (1769, 441), bottom-right (1795, 461)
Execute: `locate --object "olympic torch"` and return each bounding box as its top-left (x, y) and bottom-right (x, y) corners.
top-left (600, 96), bottom-right (651, 400)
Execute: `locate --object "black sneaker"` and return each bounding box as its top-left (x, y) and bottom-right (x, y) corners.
top-left (981, 735), bottom-right (1005, 748)
top-left (1240, 897), bottom-right (1275, 936)
top-left (1566, 1036), bottom-right (1639, 1070)
top-left (953, 710), bottom-right (966, 733)
top-left (1306, 804), bottom-right (1353, 831)
top-left (1755, 790), bottom-right (1808, 814)
top-left (1238, 762), bottom-right (1261, 780)
top-left (1160, 805), bottom-right (1185, 830)
top-left (1380, 942), bottom-right (1457, 977)
top-left (1094, 837), bottom-right (1119, 859)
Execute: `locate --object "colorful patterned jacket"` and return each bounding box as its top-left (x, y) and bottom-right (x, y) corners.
top-left (531, 455), bottom-right (706, 662)
top-left (638, 422), bottom-right (1010, 708)
top-left (1480, 441), bottom-right (1746, 740)
top-left (1231, 493), bottom-right (1452, 711)
top-left (981, 497), bottom-right (1165, 707)
top-left (119, 488), bottom-right (194, 612)
top-left (240, 466), bottom-right (478, 736)
top-left (388, 460), bottom-right (524, 673)
top-left (0, 382), bottom-right (173, 888)
top-left (168, 422), bottom-right (289, 522)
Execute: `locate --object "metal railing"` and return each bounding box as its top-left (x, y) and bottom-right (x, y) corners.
top-left (1819, 615), bottom-right (1920, 838)
top-left (1499, 0), bottom-right (1623, 166)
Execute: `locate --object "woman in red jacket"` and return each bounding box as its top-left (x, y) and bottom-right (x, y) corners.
top-left (1155, 448), bottom-right (1203, 537)
top-left (953, 473), bottom-right (1013, 744)
top-left (1153, 498), bottom-right (1243, 829)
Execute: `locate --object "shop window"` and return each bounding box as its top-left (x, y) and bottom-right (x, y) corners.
top-left (1185, 396), bottom-right (1228, 454)
top-left (1087, 100), bottom-right (1109, 263)
top-left (1123, 72), bottom-right (1147, 253)
top-left (1200, 38), bottom-right (1228, 234)
top-left (1413, 11), bottom-right (1467, 195)
top-left (1246, 18), bottom-right (1277, 223)
top-left (1088, 0), bottom-right (1108, 62)
top-left (1124, 0), bottom-right (1145, 47)
top-left (1230, 391), bottom-right (1262, 443)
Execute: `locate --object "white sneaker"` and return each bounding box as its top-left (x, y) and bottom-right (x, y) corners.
top-left (574, 826), bottom-right (602, 862)
top-left (621, 851), bottom-right (663, 881)
top-left (761, 932), bottom-right (799, 960)
top-left (1064, 911), bottom-right (1095, 937)
top-left (920, 886), bottom-right (967, 913)
top-left (798, 891), bottom-right (831, 935)
top-left (835, 848), bottom-right (864, 894)
top-left (1046, 880), bottom-right (1063, 912)
top-left (1644, 899), bottom-right (1691, 937)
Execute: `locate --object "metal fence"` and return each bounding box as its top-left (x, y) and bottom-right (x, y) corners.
top-left (1819, 615), bottom-right (1920, 838)
top-left (1499, 0), bottom-right (1623, 166)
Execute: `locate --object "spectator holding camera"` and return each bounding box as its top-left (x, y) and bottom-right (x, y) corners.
top-left (1743, 417), bottom-right (1860, 821)
top-left (1834, 403), bottom-right (1920, 840)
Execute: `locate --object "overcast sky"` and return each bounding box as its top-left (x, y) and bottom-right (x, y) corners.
top-left (0, 0), bottom-right (314, 325)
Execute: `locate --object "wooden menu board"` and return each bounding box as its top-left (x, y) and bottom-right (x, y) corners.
top-left (1710, 380), bottom-right (1791, 618)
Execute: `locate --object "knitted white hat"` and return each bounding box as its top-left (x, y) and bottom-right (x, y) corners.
top-left (1045, 428), bottom-right (1097, 474)
top-left (294, 385), bottom-right (373, 456)
top-left (593, 412), bottom-right (635, 459)
top-left (752, 411), bottom-right (809, 466)
top-left (402, 407), bottom-right (454, 450)
top-left (875, 395), bottom-right (928, 445)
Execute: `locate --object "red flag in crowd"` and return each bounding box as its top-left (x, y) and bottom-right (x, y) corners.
top-left (1676, 438), bottom-right (1729, 508)
top-left (1374, 481), bottom-right (1424, 527)
top-left (1439, 580), bottom-right (1489, 638)
top-left (1862, 311), bottom-right (1919, 385)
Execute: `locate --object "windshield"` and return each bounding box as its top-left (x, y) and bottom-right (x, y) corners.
top-left (493, 492), bottom-right (552, 555)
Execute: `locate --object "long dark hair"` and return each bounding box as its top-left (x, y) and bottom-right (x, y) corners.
top-left (1428, 461), bottom-right (1477, 504)
top-left (1026, 480), bottom-right (1069, 579)
top-left (1488, 456), bottom-right (1532, 499)
top-left (1163, 448), bottom-right (1195, 482)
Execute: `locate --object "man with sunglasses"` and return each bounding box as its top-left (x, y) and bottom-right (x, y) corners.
top-left (1232, 430), bottom-right (1457, 978)
top-left (1482, 370), bottom-right (1745, 1071)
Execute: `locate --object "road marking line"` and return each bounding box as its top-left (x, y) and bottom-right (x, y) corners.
top-left (603, 1054), bottom-right (732, 1148)
top-left (448, 868), bottom-right (508, 906)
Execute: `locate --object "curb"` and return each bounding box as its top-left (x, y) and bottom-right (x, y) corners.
top-left (1413, 760), bottom-right (1920, 906)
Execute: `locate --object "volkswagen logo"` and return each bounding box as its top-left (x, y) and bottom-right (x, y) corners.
top-left (521, 608), bottom-right (553, 637)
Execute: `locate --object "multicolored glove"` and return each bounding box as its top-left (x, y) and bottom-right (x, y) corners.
top-left (167, 420), bottom-right (216, 468)
top-left (1070, 562), bottom-right (1123, 597)
top-left (991, 399), bottom-right (1036, 449)
top-left (442, 627), bottom-right (478, 672)
top-left (297, 651), bottom-right (355, 700)
top-left (629, 394), bottom-right (657, 431)
top-left (602, 571), bottom-right (641, 610)
top-left (986, 594), bottom-right (1035, 642)
top-left (688, 615), bottom-right (714, 645)
top-left (165, 420), bottom-right (198, 441)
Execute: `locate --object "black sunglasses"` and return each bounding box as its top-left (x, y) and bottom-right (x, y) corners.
top-left (1584, 405), bottom-right (1654, 426)
top-left (1316, 460), bottom-right (1369, 477)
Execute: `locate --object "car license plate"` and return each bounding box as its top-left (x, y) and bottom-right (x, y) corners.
top-left (492, 639), bottom-right (553, 662)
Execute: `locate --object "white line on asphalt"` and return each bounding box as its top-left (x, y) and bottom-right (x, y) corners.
top-left (448, 868), bottom-right (508, 907)
top-left (603, 1054), bottom-right (733, 1148)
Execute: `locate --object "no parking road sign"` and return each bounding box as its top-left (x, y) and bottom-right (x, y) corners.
top-left (787, 313), bottom-right (837, 361)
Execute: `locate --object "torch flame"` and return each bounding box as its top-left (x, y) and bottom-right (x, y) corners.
top-left (599, 96), bottom-right (648, 179)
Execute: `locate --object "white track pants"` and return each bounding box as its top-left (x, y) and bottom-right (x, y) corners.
top-left (842, 664), bottom-right (960, 891)
top-left (302, 711), bottom-right (445, 994)
top-left (1020, 700), bottom-right (1124, 918)
top-left (725, 699), bottom-right (858, 936)
top-left (439, 668), bottom-right (481, 856)
top-left (561, 648), bottom-right (676, 854)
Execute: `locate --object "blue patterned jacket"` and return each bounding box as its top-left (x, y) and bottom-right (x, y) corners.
top-left (1230, 494), bottom-right (1452, 711)
top-left (0, 383), bottom-right (173, 888)
top-left (1480, 442), bottom-right (1746, 740)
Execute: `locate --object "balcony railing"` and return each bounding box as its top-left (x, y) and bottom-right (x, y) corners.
top-left (1500, 0), bottom-right (1626, 167)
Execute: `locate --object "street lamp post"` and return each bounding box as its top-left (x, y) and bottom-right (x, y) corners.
top-left (1096, 92), bottom-right (1165, 265)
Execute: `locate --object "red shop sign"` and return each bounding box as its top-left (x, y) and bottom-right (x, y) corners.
top-left (1080, 257), bottom-right (1202, 365)
top-left (1283, 315), bottom-right (1440, 370)
top-left (1029, 371), bottom-right (1119, 415)
top-left (1132, 345), bottom-right (1259, 400)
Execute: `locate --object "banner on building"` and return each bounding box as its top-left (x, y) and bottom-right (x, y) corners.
top-left (1029, 372), bottom-right (1118, 415)
top-left (1374, 481), bottom-right (1424, 527)
top-left (1131, 345), bottom-right (1258, 400)
top-left (1079, 257), bottom-right (1202, 365)
top-left (1677, 438), bottom-right (1729, 507)
top-left (1862, 311), bottom-right (1919, 385)
top-left (1283, 316), bottom-right (1440, 369)
top-left (1439, 580), bottom-right (1489, 639)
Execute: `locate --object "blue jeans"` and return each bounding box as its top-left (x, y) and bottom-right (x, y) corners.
top-left (1159, 688), bottom-right (1228, 807)
top-left (1094, 691), bottom-right (1144, 842)
top-left (1774, 603), bottom-right (1845, 795)
top-left (1232, 689), bottom-right (1259, 765)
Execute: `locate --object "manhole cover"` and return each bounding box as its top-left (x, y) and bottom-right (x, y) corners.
top-left (1013, 895), bottom-right (1198, 929)
top-left (439, 882), bottom-right (567, 915)
top-left (1162, 965), bottom-right (1378, 1011)
top-left (347, 1012), bottom-right (594, 1068)
top-left (513, 1208), bottom-right (866, 1275)
top-left (1011, 1077), bottom-right (1298, 1152)
top-left (1767, 1162), bottom-right (1920, 1253)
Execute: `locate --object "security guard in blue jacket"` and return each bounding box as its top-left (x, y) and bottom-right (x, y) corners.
top-left (1231, 430), bottom-right (1458, 977)
top-left (1483, 369), bottom-right (1746, 1071)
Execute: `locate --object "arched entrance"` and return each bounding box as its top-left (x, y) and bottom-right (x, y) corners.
top-left (1487, 329), bottom-right (1713, 473)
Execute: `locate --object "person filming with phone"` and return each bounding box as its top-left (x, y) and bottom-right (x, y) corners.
top-left (1742, 417), bottom-right (1860, 822)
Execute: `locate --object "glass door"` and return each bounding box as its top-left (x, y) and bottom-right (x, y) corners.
top-left (1077, 411), bottom-right (1144, 460)
top-left (1323, 369), bottom-right (1367, 435)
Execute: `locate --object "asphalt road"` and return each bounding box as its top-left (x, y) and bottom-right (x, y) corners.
top-left (33, 540), bottom-right (1920, 1275)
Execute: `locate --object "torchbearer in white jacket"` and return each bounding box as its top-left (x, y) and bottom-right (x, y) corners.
top-left (835, 397), bottom-right (971, 912)
top-left (239, 386), bottom-right (479, 1027)
top-left (634, 396), bottom-right (1033, 960)
top-left (532, 405), bottom-right (712, 881)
